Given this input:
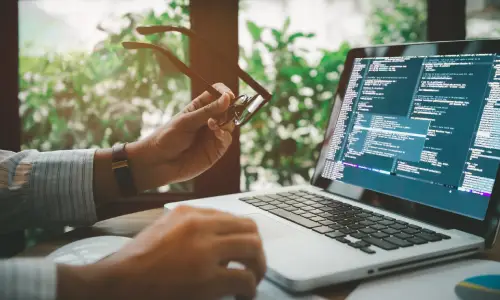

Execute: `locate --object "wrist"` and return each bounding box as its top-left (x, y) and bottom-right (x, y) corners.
top-left (57, 264), bottom-right (111, 300)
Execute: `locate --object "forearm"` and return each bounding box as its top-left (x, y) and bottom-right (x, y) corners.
top-left (92, 142), bottom-right (159, 220)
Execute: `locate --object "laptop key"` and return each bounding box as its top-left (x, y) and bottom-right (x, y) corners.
top-left (394, 232), bottom-right (412, 239)
top-left (302, 213), bottom-right (315, 218)
top-left (260, 205), bottom-right (277, 211)
top-left (336, 237), bottom-right (351, 244)
top-left (395, 220), bottom-right (408, 225)
top-left (371, 232), bottom-right (389, 239)
top-left (318, 212), bottom-right (334, 218)
top-left (390, 223), bottom-right (407, 230)
top-left (362, 237), bottom-right (399, 250)
top-left (421, 229), bottom-right (436, 234)
top-left (255, 196), bottom-right (274, 202)
top-left (350, 241), bottom-right (370, 248)
top-left (360, 228), bottom-right (376, 234)
top-left (313, 226), bottom-right (335, 234)
top-left (239, 197), bottom-right (254, 202)
top-left (360, 220), bottom-right (375, 226)
top-left (384, 236), bottom-right (413, 247)
top-left (320, 220), bottom-right (334, 226)
top-left (408, 224), bottom-right (421, 230)
top-left (415, 232), bottom-right (442, 242)
top-left (269, 209), bottom-right (321, 228)
top-left (302, 206), bottom-right (315, 211)
top-left (312, 203), bottom-right (324, 208)
top-left (349, 223), bottom-right (366, 230)
top-left (382, 228), bottom-right (400, 235)
top-left (379, 219), bottom-right (395, 226)
top-left (406, 237), bottom-right (427, 245)
top-left (328, 224), bottom-right (342, 230)
top-left (360, 247), bottom-right (376, 254)
top-left (311, 209), bottom-right (324, 215)
top-left (292, 209), bottom-right (306, 215)
top-left (284, 206), bottom-right (296, 212)
top-left (350, 232), bottom-right (368, 239)
top-left (438, 233), bottom-right (451, 240)
top-left (357, 213), bottom-right (372, 218)
top-left (311, 216), bottom-right (326, 222)
top-left (325, 231), bottom-right (346, 239)
top-left (293, 203), bottom-right (306, 208)
top-left (339, 228), bottom-right (357, 235)
top-left (269, 200), bottom-right (282, 206)
top-left (371, 224), bottom-right (387, 231)
top-left (402, 228), bottom-right (420, 235)
top-left (252, 202), bottom-right (267, 207)
top-left (368, 216), bottom-right (383, 222)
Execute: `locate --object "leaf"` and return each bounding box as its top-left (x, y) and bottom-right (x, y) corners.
top-left (271, 29), bottom-right (282, 43)
top-left (283, 16), bottom-right (291, 33)
top-left (246, 21), bottom-right (263, 41)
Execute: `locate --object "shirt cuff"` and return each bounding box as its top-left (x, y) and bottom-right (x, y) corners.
top-left (0, 258), bottom-right (56, 300)
top-left (30, 149), bottom-right (98, 227)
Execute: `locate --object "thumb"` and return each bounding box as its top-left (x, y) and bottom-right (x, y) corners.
top-left (184, 92), bottom-right (231, 128)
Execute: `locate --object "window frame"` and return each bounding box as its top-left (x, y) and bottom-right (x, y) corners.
top-left (0, 0), bottom-right (468, 224)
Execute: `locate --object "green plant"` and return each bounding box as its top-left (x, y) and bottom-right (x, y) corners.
top-left (19, 0), bottom-right (190, 192)
top-left (240, 18), bottom-right (350, 190)
top-left (369, 0), bottom-right (427, 44)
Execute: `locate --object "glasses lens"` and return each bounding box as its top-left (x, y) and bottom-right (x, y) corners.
top-left (217, 94), bottom-right (266, 127)
top-left (234, 95), bottom-right (266, 126)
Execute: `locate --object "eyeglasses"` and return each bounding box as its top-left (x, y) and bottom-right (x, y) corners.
top-left (122, 25), bottom-right (273, 127)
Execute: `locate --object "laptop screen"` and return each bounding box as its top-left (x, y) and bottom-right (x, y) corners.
top-left (319, 52), bottom-right (500, 220)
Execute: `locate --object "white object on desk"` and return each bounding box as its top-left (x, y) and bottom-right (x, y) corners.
top-left (46, 236), bottom-right (132, 265)
top-left (346, 259), bottom-right (500, 300)
top-left (222, 279), bottom-right (327, 300)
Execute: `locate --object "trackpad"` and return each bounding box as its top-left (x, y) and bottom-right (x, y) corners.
top-left (245, 213), bottom-right (303, 242)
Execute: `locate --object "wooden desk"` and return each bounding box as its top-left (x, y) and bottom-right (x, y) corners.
top-left (19, 209), bottom-right (500, 299)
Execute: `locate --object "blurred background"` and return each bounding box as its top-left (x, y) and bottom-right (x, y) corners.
top-left (5, 0), bottom-right (498, 246)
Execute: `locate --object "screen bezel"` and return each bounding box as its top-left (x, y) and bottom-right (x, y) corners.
top-left (311, 39), bottom-right (500, 247)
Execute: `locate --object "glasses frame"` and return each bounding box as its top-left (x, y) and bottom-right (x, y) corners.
top-left (122, 25), bottom-right (273, 127)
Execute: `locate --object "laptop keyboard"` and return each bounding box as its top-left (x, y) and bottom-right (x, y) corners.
top-left (240, 190), bottom-right (450, 255)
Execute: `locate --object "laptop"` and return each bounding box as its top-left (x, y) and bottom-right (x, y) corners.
top-left (165, 39), bottom-right (500, 292)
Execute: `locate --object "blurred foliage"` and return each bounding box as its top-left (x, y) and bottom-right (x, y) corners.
top-left (19, 0), bottom-right (191, 192)
top-left (239, 18), bottom-right (350, 190)
top-left (369, 0), bottom-right (427, 44)
top-left (20, 0), bottom-right (427, 193)
top-left (239, 0), bottom-right (426, 190)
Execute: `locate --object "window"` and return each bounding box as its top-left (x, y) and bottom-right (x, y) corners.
top-left (467, 0), bottom-right (500, 39)
top-left (238, 0), bottom-right (427, 191)
top-left (19, 0), bottom-right (192, 193)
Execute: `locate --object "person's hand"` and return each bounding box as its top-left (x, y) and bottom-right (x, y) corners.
top-left (58, 206), bottom-right (267, 300)
top-left (127, 83), bottom-right (236, 191)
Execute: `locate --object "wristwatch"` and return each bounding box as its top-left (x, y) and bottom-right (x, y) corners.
top-left (111, 143), bottom-right (138, 197)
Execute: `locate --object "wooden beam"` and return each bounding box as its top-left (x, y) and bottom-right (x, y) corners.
top-left (427, 0), bottom-right (466, 41)
top-left (190, 0), bottom-right (241, 197)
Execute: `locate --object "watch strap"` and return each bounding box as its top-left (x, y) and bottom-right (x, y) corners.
top-left (112, 143), bottom-right (138, 197)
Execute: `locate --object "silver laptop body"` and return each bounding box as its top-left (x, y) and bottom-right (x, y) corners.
top-left (166, 39), bottom-right (500, 292)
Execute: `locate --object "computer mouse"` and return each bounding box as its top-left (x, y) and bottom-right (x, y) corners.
top-left (455, 274), bottom-right (500, 300)
top-left (46, 235), bottom-right (132, 265)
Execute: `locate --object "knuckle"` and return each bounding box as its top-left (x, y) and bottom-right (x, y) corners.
top-left (243, 218), bottom-right (259, 232)
top-left (184, 216), bottom-right (203, 233)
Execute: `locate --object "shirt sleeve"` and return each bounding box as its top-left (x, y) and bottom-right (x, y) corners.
top-left (0, 259), bottom-right (56, 300)
top-left (0, 149), bottom-right (98, 300)
top-left (0, 149), bottom-right (97, 234)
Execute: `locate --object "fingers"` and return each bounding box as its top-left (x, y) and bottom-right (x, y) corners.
top-left (216, 268), bottom-right (258, 299)
top-left (208, 215), bottom-right (258, 235)
top-left (216, 234), bottom-right (267, 282)
top-left (184, 93), bottom-right (231, 128)
top-left (184, 82), bottom-right (235, 113)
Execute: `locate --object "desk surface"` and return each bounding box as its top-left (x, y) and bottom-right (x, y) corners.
top-left (19, 208), bottom-right (500, 300)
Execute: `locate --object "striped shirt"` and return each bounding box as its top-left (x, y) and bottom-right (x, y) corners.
top-left (0, 149), bottom-right (97, 300)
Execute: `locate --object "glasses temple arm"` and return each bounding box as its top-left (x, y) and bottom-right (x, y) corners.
top-left (122, 42), bottom-right (222, 99)
top-left (137, 25), bottom-right (272, 100)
